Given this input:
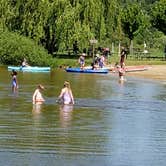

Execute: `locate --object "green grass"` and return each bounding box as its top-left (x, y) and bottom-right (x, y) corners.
top-left (124, 60), bottom-right (166, 66)
top-left (52, 55), bottom-right (166, 68)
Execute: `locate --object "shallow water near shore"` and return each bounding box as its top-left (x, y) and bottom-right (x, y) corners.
top-left (0, 66), bottom-right (166, 166)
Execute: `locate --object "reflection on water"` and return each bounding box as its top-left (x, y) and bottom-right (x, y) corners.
top-left (32, 103), bottom-right (43, 113)
top-left (59, 104), bottom-right (73, 128)
top-left (0, 68), bottom-right (166, 166)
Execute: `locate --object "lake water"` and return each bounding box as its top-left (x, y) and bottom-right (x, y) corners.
top-left (0, 66), bottom-right (166, 166)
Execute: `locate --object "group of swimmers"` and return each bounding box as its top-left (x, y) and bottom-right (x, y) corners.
top-left (11, 69), bottom-right (74, 106)
top-left (32, 81), bottom-right (74, 105)
top-left (11, 58), bottom-right (75, 106)
top-left (11, 49), bottom-right (127, 106)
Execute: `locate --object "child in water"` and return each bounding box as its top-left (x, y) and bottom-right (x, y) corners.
top-left (32, 84), bottom-right (45, 104)
top-left (58, 81), bottom-right (74, 105)
top-left (11, 70), bottom-right (18, 93)
top-left (117, 65), bottom-right (126, 81)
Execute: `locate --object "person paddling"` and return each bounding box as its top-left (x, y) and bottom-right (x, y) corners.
top-left (117, 65), bottom-right (126, 81)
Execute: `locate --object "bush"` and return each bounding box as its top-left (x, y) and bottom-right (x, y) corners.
top-left (0, 30), bottom-right (52, 66)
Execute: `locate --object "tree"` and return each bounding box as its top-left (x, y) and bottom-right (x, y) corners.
top-left (0, 0), bottom-right (14, 31)
top-left (0, 0), bottom-right (164, 55)
top-left (151, 0), bottom-right (166, 35)
top-left (121, 3), bottom-right (151, 53)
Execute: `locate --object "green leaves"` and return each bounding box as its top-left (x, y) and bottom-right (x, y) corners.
top-left (0, 0), bottom-right (165, 55)
top-left (151, 0), bottom-right (166, 34)
top-left (121, 3), bottom-right (151, 40)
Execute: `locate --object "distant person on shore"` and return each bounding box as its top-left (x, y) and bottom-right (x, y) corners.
top-left (58, 81), bottom-right (74, 105)
top-left (22, 58), bottom-right (29, 67)
top-left (78, 53), bottom-right (85, 69)
top-left (32, 84), bottom-right (45, 105)
top-left (120, 47), bottom-right (127, 68)
top-left (11, 70), bottom-right (18, 93)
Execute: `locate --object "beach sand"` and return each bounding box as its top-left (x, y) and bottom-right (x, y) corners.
top-left (126, 65), bottom-right (166, 82)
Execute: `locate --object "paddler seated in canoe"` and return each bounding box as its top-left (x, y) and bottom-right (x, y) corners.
top-left (32, 84), bottom-right (45, 104)
top-left (22, 58), bottom-right (30, 67)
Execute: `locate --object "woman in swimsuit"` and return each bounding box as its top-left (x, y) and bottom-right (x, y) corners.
top-left (58, 81), bottom-right (74, 105)
top-left (11, 70), bottom-right (18, 93)
top-left (32, 84), bottom-right (45, 104)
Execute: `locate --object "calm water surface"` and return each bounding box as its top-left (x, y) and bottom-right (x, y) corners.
top-left (0, 66), bottom-right (166, 166)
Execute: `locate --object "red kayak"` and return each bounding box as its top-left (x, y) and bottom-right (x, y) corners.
top-left (124, 66), bottom-right (149, 72)
top-left (110, 65), bottom-right (149, 73)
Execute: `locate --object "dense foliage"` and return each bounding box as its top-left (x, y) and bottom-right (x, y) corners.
top-left (0, 0), bottom-right (165, 63)
top-left (0, 29), bottom-right (52, 66)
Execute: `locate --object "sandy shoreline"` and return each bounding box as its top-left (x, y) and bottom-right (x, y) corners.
top-left (126, 65), bottom-right (166, 82)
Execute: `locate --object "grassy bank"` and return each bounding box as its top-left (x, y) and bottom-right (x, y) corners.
top-left (53, 55), bottom-right (166, 68)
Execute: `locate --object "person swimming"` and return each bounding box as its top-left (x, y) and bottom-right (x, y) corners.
top-left (58, 81), bottom-right (74, 105)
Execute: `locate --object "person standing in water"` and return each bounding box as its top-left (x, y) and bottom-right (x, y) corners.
top-left (11, 70), bottom-right (18, 93)
top-left (117, 65), bottom-right (126, 81)
top-left (58, 81), bottom-right (74, 105)
top-left (32, 84), bottom-right (45, 104)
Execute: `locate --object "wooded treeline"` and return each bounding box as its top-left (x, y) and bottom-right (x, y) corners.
top-left (0, 0), bottom-right (165, 55)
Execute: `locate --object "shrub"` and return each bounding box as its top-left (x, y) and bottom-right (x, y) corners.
top-left (0, 30), bottom-right (52, 66)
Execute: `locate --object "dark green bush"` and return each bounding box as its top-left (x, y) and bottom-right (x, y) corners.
top-left (0, 30), bottom-right (52, 66)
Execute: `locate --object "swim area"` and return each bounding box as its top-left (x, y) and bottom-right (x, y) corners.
top-left (0, 66), bottom-right (166, 166)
